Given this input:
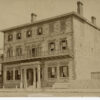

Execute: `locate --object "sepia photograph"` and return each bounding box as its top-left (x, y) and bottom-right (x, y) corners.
top-left (0, 0), bottom-right (100, 97)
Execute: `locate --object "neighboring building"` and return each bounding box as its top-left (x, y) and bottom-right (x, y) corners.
top-left (0, 1), bottom-right (100, 89)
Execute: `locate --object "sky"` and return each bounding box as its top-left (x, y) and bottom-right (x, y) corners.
top-left (0, 0), bottom-right (100, 53)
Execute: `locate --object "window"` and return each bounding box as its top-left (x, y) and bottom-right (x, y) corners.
top-left (7, 48), bottom-right (13, 57)
top-left (32, 48), bottom-right (36, 57)
top-left (49, 42), bottom-right (55, 52)
top-left (16, 33), bottom-right (21, 39)
top-left (48, 67), bottom-right (57, 78)
top-left (6, 70), bottom-right (13, 80)
top-left (60, 39), bottom-right (67, 50)
top-left (49, 22), bottom-right (54, 33)
top-left (16, 46), bottom-right (22, 56)
top-left (8, 34), bottom-right (13, 41)
top-left (60, 66), bottom-right (69, 77)
top-left (26, 46), bottom-right (31, 56)
top-left (15, 70), bottom-right (20, 80)
top-left (26, 30), bottom-right (32, 37)
top-left (60, 19), bottom-right (66, 31)
top-left (6, 71), bottom-right (10, 80)
top-left (37, 27), bottom-right (43, 35)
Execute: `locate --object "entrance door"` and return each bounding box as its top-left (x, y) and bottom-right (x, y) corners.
top-left (27, 69), bottom-right (33, 87)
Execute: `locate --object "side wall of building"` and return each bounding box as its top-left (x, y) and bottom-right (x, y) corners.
top-left (73, 16), bottom-right (100, 80)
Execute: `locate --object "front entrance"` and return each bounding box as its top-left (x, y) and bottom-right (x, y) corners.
top-left (25, 67), bottom-right (41, 88)
top-left (27, 69), bottom-right (33, 86)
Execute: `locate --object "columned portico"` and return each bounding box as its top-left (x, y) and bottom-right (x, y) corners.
top-left (20, 62), bottom-right (42, 89)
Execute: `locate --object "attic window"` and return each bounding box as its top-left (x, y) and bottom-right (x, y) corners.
top-left (26, 30), bottom-right (32, 37)
top-left (8, 34), bottom-right (13, 41)
top-left (37, 27), bottom-right (43, 35)
top-left (16, 32), bottom-right (21, 39)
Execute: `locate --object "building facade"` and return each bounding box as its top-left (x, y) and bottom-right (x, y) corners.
top-left (0, 1), bottom-right (100, 89)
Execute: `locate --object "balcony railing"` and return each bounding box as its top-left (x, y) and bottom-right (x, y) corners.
top-left (0, 49), bottom-right (73, 63)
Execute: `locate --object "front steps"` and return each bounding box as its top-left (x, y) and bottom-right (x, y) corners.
top-left (52, 80), bottom-right (100, 89)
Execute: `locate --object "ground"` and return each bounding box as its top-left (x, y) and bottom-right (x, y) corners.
top-left (0, 89), bottom-right (100, 97)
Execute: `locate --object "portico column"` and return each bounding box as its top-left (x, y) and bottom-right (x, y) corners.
top-left (37, 66), bottom-right (41, 88)
top-left (13, 68), bottom-right (15, 80)
top-left (33, 68), bottom-right (36, 88)
top-left (20, 69), bottom-right (23, 88)
top-left (3, 67), bottom-right (6, 87)
top-left (24, 69), bottom-right (27, 88)
top-left (57, 67), bottom-right (60, 81)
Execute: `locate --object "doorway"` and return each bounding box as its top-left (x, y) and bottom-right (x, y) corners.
top-left (27, 69), bottom-right (33, 87)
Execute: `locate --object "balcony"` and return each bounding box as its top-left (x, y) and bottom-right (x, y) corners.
top-left (1, 49), bottom-right (73, 63)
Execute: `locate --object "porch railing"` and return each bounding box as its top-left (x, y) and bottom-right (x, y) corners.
top-left (0, 49), bottom-right (73, 63)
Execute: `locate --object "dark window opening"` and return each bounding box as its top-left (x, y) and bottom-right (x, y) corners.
top-left (6, 70), bottom-right (13, 80)
top-left (16, 33), bottom-right (21, 39)
top-left (6, 71), bottom-right (10, 80)
top-left (32, 48), bottom-right (36, 57)
top-left (8, 34), bottom-right (13, 41)
top-left (7, 48), bottom-right (13, 57)
top-left (48, 67), bottom-right (57, 78)
top-left (49, 42), bottom-right (55, 52)
top-left (15, 70), bottom-right (20, 80)
top-left (61, 39), bottom-right (67, 50)
top-left (37, 27), bottom-right (43, 35)
top-left (26, 30), bottom-right (32, 37)
top-left (16, 47), bottom-right (22, 56)
top-left (60, 66), bottom-right (69, 77)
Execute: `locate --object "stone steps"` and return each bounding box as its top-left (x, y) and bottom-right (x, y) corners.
top-left (52, 80), bottom-right (100, 89)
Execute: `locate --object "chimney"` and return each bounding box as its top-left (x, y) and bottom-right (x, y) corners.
top-left (91, 16), bottom-right (96, 25)
top-left (77, 1), bottom-right (83, 16)
top-left (31, 13), bottom-right (37, 23)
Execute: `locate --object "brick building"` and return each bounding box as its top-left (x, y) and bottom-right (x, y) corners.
top-left (0, 1), bottom-right (100, 89)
